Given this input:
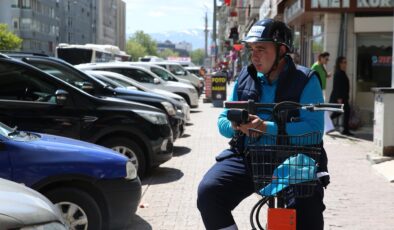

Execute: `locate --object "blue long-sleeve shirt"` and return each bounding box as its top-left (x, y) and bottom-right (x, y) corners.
top-left (218, 68), bottom-right (324, 140)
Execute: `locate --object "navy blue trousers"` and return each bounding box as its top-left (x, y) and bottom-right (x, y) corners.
top-left (197, 149), bottom-right (326, 230)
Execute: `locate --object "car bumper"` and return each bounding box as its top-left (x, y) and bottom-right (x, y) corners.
top-left (182, 103), bottom-right (191, 121)
top-left (189, 91), bottom-right (199, 108)
top-left (148, 124), bottom-right (173, 167)
top-left (96, 177), bottom-right (142, 229)
top-left (169, 116), bottom-right (183, 141)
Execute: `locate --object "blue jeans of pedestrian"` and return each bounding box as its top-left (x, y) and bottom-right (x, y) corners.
top-left (197, 149), bottom-right (326, 230)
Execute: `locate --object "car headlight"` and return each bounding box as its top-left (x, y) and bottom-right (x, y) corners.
top-left (21, 222), bottom-right (68, 230)
top-left (134, 110), bottom-right (168, 125)
top-left (161, 102), bottom-right (176, 116)
top-left (125, 161), bottom-right (137, 180)
top-left (188, 87), bottom-right (197, 93)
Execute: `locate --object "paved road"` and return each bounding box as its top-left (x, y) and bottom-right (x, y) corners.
top-left (129, 96), bottom-right (394, 230)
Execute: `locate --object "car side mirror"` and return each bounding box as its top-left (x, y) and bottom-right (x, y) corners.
top-left (75, 81), bottom-right (94, 94)
top-left (153, 78), bottom-right (160, 84)
top-left (55, 89), bottom-right (69, 106)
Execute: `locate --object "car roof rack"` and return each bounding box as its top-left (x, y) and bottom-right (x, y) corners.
top-left (0, 51), bottom-right (49, 57)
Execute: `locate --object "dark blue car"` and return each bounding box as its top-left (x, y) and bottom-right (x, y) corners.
top-left (0, 122), bottom-right (141, 230)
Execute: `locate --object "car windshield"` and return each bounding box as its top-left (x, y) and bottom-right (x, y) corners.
top-left (150, 67), bottom-right (177, 81)
top-left (103, 75), bottom-right (151, 92)
top-left (168, 65), bottom-right (186, 76)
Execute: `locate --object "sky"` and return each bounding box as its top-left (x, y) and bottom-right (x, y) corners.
top-left (124, 0), bottom-right (215, 35)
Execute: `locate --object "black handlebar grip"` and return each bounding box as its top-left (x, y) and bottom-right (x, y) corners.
top-left (224, 101), bottom-right (248, 109)
top-left (227, 109), bottom-right (249, 124)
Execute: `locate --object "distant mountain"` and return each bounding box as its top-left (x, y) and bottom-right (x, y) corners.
top-left (128, 29), bottom-right (207, 51)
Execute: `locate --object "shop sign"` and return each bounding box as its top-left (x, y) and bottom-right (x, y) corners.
top-left (284, 0), bottom-right (303, 23)
top-left (307, 0), bottom-right (393, 12)
top-left (372, 55), bottom-right (392, 66)
top-left (211, 74), bottom-right (227, 101)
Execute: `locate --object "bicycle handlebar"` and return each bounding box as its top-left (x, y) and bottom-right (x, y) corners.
top-left (225, 100), bottom-right (344, 114)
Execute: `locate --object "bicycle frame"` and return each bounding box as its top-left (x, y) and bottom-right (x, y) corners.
top-left (225, 100), bottom-right (343, 230)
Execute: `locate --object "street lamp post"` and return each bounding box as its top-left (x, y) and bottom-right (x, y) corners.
top-left (212, 0), bottom-right (217, 65)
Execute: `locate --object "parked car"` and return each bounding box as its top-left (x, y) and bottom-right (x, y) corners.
top-left (184, 66), bottom-right (202, 77)
top-left (0, 178), bottom-right (67, 229)
top-left (0, 121), bottom-right (141, 229)
top-left (128, 62), bottom-right (194, 85)
top-left (0, 54), bottom-right (173, 177)
top-left (86, 70), bottom-right (191, 123)
top-left (5, 53), bottom-right (184, 141)
top-left (148, 61), bottom-right (203, 95)
top-left (75, 62), bottom-right (199, 108)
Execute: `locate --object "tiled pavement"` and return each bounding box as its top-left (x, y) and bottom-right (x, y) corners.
top-left (128, 95), bottom-right (394, 230)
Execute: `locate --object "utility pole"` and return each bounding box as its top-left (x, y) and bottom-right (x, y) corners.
top-left (204, 11), bottom-right (208, 59)
top-left (212, 0), bottom-right (217, 64)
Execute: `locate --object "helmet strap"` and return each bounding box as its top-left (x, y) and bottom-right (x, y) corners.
top-left (265, 43), bottom-right (283, 81)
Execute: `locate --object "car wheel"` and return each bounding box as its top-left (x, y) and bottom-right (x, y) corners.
top-left (100, 137), bottom-right (146, 177)
top-left (45, 187), bottom-right (102, 230)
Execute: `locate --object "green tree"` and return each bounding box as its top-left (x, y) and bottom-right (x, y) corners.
top-left (158, 48), bottom-right (179, 59)
top-left (130, 30), bottom-right (157, 55)
top-left (126, 40), bottom-right (147, 61)
top-left (190, 48), bottom-right (205, 65)
top-left (0, 24), bottom-right (22, 50)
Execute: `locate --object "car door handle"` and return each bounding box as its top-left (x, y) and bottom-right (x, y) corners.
top-left (54, 118), bottom-right (72, 126)
top-left (83, 116), bottom-right (98, 123)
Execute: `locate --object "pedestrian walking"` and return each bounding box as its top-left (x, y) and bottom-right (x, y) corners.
top-left (329, 56), bottom-right (353, 136)
top-left (197, 19), bottom-right (329, 230)
top-left (311, 52), bottom-right (334, 134)
top-left (311, 52), bottom-right (331, 92)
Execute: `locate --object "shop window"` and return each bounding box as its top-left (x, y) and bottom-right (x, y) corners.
top-left (11, 0), bottom-right (19, 8)
top-left (357, 33), bottom-right (392, 92)
top-left (22, 0), bottom-right (31, 9)
top-left (12, 18), bottom-right (19, 30)
top-left (311, 23), bottom-right (324, 63)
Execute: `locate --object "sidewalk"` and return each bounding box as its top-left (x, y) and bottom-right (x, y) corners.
top-left (129, 96), bottom-right (394, 230)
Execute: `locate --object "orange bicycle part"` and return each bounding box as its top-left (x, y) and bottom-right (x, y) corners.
top-left (267, 208), bottom-right (296, 230)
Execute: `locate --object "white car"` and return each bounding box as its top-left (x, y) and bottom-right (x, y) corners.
top-left (0, 178), bottom-right (67, 229)
top-left (86, 70), bottom-right (191, 122)
top-left (126, 62), bottom-right (193, 86)
top-left (147, 61), bottom-right (203, 94)
top-left (75, 62), bottom-right (199, 108)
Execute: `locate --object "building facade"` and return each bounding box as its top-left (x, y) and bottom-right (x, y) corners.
top-left (59, 0), bottom-right (97, 45)
top-left (217, 0), bottom-right (393, 126)
top-left (0, 0), bottom-right (60, 55)
top-left (0, 0), bottom-right (126, 56)
top-left (116, 0), bottom-right (126, 51)
top-left (278, 0), bottom-right (393, 126)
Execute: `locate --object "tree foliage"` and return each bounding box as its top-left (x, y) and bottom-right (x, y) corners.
top-left (132, 31), bottom-right (157, 54)
top-left (190, 48), bottom-right (205, 65)
top-left (158, 48), bottom-right (179, 59)
top-left (0, 24), bottom-right (22, 50)
top-left (126, 40), bottom-right (147, 61)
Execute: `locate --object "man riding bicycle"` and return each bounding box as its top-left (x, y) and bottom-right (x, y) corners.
top-left (197, 19), bottom-right (329, 230)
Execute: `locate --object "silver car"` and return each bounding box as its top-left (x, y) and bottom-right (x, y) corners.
top-left (75, 62), bottom-right (199, 108)
top-left (0, 178), bottom-right (67, 229)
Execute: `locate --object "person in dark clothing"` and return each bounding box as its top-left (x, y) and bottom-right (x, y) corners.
top-left (197, 19), bottom-right (328, 230)
top-left (329, 56), bottom-right (353, 136)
